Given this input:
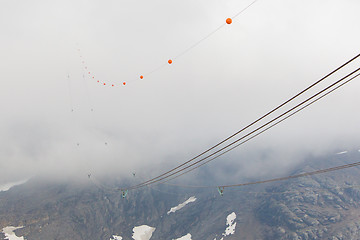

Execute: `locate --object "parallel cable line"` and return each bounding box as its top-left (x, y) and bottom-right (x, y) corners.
top-left (126, 54), bottom-right (360, 190)
top-left (159, 72), bottom-right (360, 187)
top-left (232, 0), bottom-right (259, 19)
top-left (161, 160), bottom-right (360, 190)
top-left (222, 161), bottom-right (360, 188)
top-left (129, 67), bottom-right (360, 190)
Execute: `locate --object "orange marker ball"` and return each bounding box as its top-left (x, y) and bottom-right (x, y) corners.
top-left (123, 82), bottom-right (126, 85)
top-left (112, 84), bottom-right (114, 87)
top-left (140, 75), bottom-right (143, 79)
top-left (104, 83), bottom-right (106, 85)
top-left (226, 18), bottom-right (232, 24)
top-left (168, 59), bottom-right (172, 64)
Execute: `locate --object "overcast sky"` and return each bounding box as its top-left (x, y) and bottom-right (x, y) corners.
top-left (1, 0), bottom-right (360, 184)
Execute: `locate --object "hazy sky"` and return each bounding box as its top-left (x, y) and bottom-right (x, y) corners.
top-left (1, 0), bottom-right (360, 184)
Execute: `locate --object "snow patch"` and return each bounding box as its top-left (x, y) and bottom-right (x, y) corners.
top-left (2, 226), bottom-right (25, 240)
top-left (224, 212), bottom-right (236, 236)
top-left (0, 180), bottom-right (28, 192)
top-left (173, 233), bottom-right (192, 240)
top-left (167, 196), bottom-right (196, 215)
top-left (132, 225), bottom-right (155, 240)
top-left (336, 151), bottom-right (348, 155)
top-left (110, 235), bottom-right (122, 240)
top-left (217, 212), bottom-right (237, 239)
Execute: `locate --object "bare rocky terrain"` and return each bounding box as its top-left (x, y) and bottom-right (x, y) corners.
top-left (1, 150), bottom-right (360, 240)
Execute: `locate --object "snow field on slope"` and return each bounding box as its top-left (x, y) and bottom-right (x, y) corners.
top-left (110, 235), bottom-right (122, 240)
top-left (2, 226), bottom-right (25, 240)
top-left (167, 196), bottom-right (197, 215)
top-left (214, 212), bottom-right (237, 240)
top-left (173, 233), bottom-right (192, 240)
top-left (132, 225), bottom-right (155, 240)
top-left (0, 180), bottom-right (28, 192)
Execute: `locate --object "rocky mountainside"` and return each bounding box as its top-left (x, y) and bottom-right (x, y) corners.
top-left (1, 150), bottom-right (360, 240)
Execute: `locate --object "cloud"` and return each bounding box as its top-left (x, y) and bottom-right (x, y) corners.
top-left (1, 0), bottom-right (360, 184)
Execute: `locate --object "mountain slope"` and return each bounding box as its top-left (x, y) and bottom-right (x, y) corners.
top-left (1, 150), bottom-right (360, 240)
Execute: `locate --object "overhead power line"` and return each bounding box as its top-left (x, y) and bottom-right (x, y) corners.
top-left (145, 0), bottom-right (260, 77)
top-left (126, 54), bottom-right (360, 190)
top-left (129, 67), bottom-right (360, 190)
top-left (163, 159), bottom-right (360, 190)
top-left (222, 161), bottom-right (360, 188)
top-left (158, 72), bottom-right (360, 187)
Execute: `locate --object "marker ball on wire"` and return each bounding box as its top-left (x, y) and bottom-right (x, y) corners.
top-left (140, 75), bottom-right (143, 79)
top-left (226, 18), bottom-right (232, 24)
top-left (123, 82), bottom-right (126, 85)
top-left (168, 59), bottom-right (172, 64)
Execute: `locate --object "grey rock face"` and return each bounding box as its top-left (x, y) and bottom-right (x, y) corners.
top-left (1, 150), bottom-right (360, 240)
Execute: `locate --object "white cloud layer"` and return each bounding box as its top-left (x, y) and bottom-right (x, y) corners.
top-left (1, 0), bottom-right (360, 184)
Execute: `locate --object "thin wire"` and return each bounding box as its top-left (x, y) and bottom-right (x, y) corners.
top-left (88, 172), bottom-right (183, 195)
top-left (140, 68), bottom-right (360, 188)
top-left (137, 161), bottom-right (360, 198)
top-left (128, 64), bottom-right (360, 190)
top-left (128, 54), bottom-right (360, 189)
top-left (90, 71), bottom-right (360, 192)
top-left (144, 62), bottom-right (168, 77)
top-left (222, 161), bottom-right (360, 188)
top-left (134, 173), bottom-right (185, 196)
top-left (145, 0), bottom-right (259, 77)
top-left (174, 0), bottom-right (259, 60)
top-left (232, 0), bottom-right (259, 19)
top-left (233, 184), bottom-right (360, 195)
top-left (173, 24), bottom-right (226, 60)
top-left (159, 72), bottom-right (360, 187)
top-left (165, 183), bottom-right (360, 195)
top-left (161, 161), bottom-right (360, 189)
